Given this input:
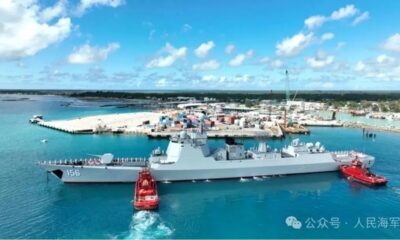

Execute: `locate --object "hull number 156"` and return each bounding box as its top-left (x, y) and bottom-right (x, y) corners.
top-left (66, 169), bottom-right (80, 177)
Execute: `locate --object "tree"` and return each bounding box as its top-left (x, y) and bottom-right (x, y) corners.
top-left (378, 102), bottom-right (389, 112)
top-left (245, 99), bottom-right (256, 108)
top-left (389, 101), bottom-right (400, 112)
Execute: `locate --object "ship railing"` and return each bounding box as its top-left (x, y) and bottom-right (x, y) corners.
top-left (39, 157), bottom-right (149, 166)
top-left (331, 150), bottom-right (352, 156)
top-left (114, 157), bottom-right (148, 162)
top-left (331, 151), bottom-right (355, 161)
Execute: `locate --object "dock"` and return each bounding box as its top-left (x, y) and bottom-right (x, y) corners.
top-left (36, 112), bottom-right (161, 134)
top-left (33, 111), bottom-right (284, 138)
top-left (298, 120), bottom-right (343, 127)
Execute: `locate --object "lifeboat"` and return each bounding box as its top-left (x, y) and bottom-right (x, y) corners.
top-left (340, 158), bottom-right (387, 186)
top-left (133, 169), bottom-right (159, 210)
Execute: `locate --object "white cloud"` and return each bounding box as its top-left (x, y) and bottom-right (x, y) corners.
top-left (192, 60), bottom-right (220, 70)
top-left (156, 78), bottom-right (167, 87)
top-left (229, 50), bottom-right (254, 67)
top-left (77, 0), bottom-right (124, 15)
top-left (0, 0), bottom-right (72, 60)
top-left (304, 15), bottom-right (326, 30)
top-left (352, 11), bottom-right (369, 26)
top-left (306, 51), bottom-right (334, 69)
top-left (355, 61), bottom-right (366, 71)
top-left (148, 29), bottom-right (156, 40)
top-left (194, 41), bottom-right (215, 58)
top-left (225, 44), bottom-right (235, 54)
top-left (276, 32), bottom-right (314, 57)
top-left (258, 57), bottom-right (284, 69)
top-left (271, 59), bottom-right (284, 68)
top-left (321, 32), bottom-right (334, 41)
top-left (201, 74), bottom-right (255, 85)
top-left (202, 75), bottom-right (229, 84)
top-left (40, 0), bottom-right (66, 22)
top-left (259, 57), bottom-right (270, 64)
top-left (146, 43), bottom-right (187, 68)
top-left (330, 4), bottom-right (358, 20)
top-left (381, 33), bottom-right (400, 52)
top-left (234, 74), bottom-right (252, 82)
top-left (67, 43), bottom-right (120, 64)
top-left (354, 55), bottom-right (400, 81)
top-left (202, 75), bottom-right (216, 82)
top-left (376, 54), bottom-right (395, 65)
top-left (304, 5), bottom-right (360, 30)
top-left (182, 24), bottom-right (192, 32)
top-left (336, 41), bottom-right (346, 50)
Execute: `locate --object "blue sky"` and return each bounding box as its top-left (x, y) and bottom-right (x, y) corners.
top-left (1, 0), bottom-right (400, 90)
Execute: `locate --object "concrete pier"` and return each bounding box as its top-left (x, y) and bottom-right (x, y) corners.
top-left (36, 112), bottom-right (161, 134)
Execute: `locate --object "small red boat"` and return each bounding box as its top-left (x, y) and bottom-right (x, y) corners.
top-left (340, 158), bottom-right (387, 186)
top-left (133, 169), bottom-right (159, 210)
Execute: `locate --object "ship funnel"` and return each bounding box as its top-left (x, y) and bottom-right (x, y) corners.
top-left (258, 142), bottom-right (267, 153)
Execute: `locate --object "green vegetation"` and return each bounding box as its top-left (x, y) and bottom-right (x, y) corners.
top-left (1, 90), bottom-right (400, 112)
top-left (338, 100), bottom-right (400, 113)
top-left (244, 99), bottom-right (258, 108)
top-left (65, 91), bottom-right (400, 102)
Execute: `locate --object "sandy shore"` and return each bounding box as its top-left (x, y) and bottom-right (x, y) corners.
top-left (36, 110), bottom-right (400, 137)
top-left (36, 111), bottom-right (284, 137)
top-left (38, 112), bottom-right (162, 133)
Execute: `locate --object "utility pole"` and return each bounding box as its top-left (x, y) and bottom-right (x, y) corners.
top-left (285, 70), bottom-right (290, 128)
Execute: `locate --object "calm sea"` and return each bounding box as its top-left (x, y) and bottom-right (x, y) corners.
top-left (0, 94), bottom-right (399, 239)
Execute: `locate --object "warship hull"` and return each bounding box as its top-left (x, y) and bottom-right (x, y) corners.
top-left (39, 153), bottom-right (375, 183)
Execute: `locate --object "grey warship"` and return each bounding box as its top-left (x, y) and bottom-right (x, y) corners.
top-left (38, 128), bottom-right (375, 183)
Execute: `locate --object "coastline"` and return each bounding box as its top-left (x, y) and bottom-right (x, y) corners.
top-left (10, 93), bottom-right (399, 136)
top-left (342, 121), bottom-right (400, 134)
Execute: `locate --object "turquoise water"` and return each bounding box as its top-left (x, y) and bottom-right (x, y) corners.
top-left (1, 95), bottom-right (400, 239)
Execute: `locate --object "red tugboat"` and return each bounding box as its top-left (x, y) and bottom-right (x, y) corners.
top-left (340, 158), bottom-right (387, 186)
top-left (133, 169), bottom-right (159, 210)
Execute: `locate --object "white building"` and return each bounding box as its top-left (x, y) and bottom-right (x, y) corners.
top-left (287, 101), bottom-right (325, 111)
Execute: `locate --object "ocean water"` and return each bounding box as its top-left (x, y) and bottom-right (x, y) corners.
top-left (0, 94), bottom-right (400, 239)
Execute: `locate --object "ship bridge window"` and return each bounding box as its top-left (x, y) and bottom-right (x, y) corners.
top-left (225, 137), bottom-right (242, 146)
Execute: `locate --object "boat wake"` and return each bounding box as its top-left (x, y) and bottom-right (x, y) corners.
top-left (121, 211), bottom-right (174, 240)
top-left (252, 176), bottom-right (264, 181)
top-left (239, 177), bottom-right (251, 182)
top-left (391, 186), bottom-right (400, 195)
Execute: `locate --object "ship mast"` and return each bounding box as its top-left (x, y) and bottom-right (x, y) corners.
top-left (285, 69), bottom-right (290, 105)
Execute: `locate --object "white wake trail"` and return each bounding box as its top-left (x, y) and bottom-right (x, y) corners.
top-left (122, 211), bottom-right (174, 240)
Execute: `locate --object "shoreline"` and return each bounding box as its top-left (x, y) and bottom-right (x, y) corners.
top-left (342, 122), bottom-right (400, 134)
top-left (33, 112), bottom-right (400, 138)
